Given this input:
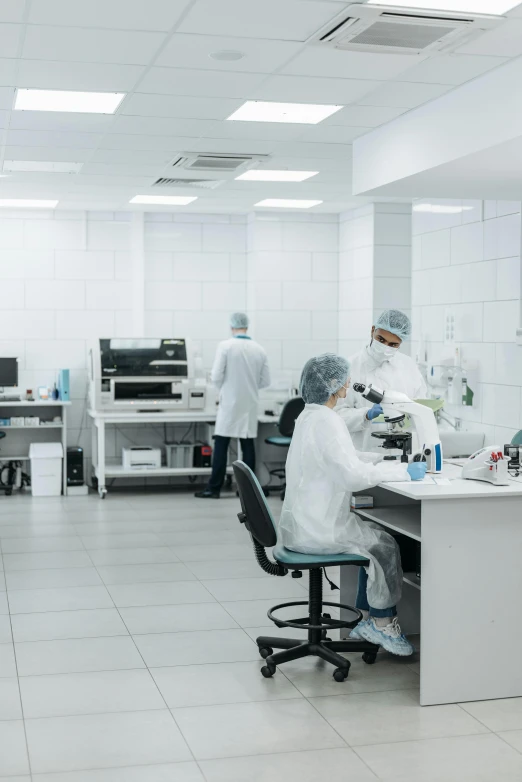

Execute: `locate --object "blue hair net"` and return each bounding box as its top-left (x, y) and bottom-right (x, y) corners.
top-left (374, 309), bottom-right (411, 340)
top-left (300, 353), bottom-right (351, 405)
top-left (230, 312), bottom-right (249, 329)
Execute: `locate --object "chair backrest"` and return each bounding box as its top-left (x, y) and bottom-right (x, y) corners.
top-left (233, 460), bottom-right (278, 548)
top-left (512, 430), bottom-right (522, 446)
top-left (278, 396), bottom-right (305, 438)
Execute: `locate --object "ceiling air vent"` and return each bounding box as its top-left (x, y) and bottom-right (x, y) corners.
top-left (169, 152), bottom-right (269, 175)
top-left (153, 177), bottom-right (223, 190)
top-left (310, 3), bottom-right (502, 55)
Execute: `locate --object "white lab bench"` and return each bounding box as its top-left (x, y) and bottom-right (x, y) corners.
top-left (340, 464), bottom-right (522, 706)
top-left (88, 409), bottom-right (280, 498)
top-left (0, 401), bottom-right (71, 495)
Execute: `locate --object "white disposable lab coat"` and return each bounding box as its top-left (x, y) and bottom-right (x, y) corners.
top-left (212, 336), bottom-right (271, 439)
top-left (338, 345), bottom-right (428, 452)
top-left (279, 404), bottom-right (410, 609)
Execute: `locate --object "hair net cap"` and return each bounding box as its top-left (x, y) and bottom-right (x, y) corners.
top-left (300, 353), bottom-right (350, 405)
top-left (230, 312), bottom-right (249, 329)
top-left (374, 309), bottom-right (411, 340)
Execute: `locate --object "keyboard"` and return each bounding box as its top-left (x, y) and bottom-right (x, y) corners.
top-left (0, 396), bottom-right (21, 402)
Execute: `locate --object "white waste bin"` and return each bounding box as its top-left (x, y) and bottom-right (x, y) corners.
top-left (29, 442), bottom-right (63, 496)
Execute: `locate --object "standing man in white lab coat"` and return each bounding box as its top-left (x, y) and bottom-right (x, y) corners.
top-left (338, 309), bottom-right (427, 452)
top-left (195, 312), bottom-right (271, 499)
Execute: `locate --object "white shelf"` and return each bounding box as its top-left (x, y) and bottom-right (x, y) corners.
top-left (356, 506), bottom-right (421, 542)
top-left (0, 455), bottom-right (30, 461)
top-left (0, 424), bottom-right (63, 429)
top-left (0, 401), bottom-right (71, 407)
top-left (404, 572), bottom-right (421, 591)
top-left (96, 464), bottom-right (233, 479)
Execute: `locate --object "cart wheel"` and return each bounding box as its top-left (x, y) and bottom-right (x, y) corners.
top-left (258, 646), bottom-right (273, 659)
top-left (333, 667), bottom-right (349, 682)
top-left (261, 663), bottom-right (276, 678)
top-left (91, 476), bottom-right (98, 490)
top-left (99, 487), bottom-right (107, 500)
top-left (225, 475), bottom-right (232, 489)
top-left (188, 475), bottom-right (197, 484)
top-left (5, 489), bottom-right (12, 496)
top-left (362, 651), bottom-right (378, 665)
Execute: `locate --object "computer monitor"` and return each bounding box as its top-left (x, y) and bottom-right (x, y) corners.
top-left (0, 358), bottom-right (18, 388)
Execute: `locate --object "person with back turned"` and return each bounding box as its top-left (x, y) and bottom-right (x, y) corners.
top-left (195, 312), bottom-right (271, 499)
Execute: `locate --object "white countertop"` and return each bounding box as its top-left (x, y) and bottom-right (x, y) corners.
top-left (0, 400), bottom-right (71, 407)
top-left (88, 409), bottom-right (280, 425)
top-left (381, 462), bottom-right (522, 500)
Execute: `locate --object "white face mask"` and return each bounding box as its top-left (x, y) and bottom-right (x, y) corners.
top-left (368, 340), bottom-right (398, 364)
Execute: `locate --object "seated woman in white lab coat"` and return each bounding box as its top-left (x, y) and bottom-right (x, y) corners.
top-left (279, 353), bottom-right (426, 657)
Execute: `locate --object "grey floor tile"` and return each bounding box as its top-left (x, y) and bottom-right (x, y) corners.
top-left (1, 536), bottom-right (84, 553)
top-left (498, 730), bottom-right (522, 754)
top-left (151, 660), bottom-right (301, 708)
top-left (15, 636), bottom-right (145, 676)
top-left (186, 559), bottom-right (262, 580)
top-left (9, 585), bottom-right (113, 614)
top-left (172, 543), bottom-right (253, 562)
top-left (97, 563), bottom-right (196, 585)
top-left (159, 530), bottom-right (245, 547)
top-left (26, 710), bottom-right (191, 773)
top-left (120, 603), bottom-right (238, 635)
top-left (0, 614), bottom-right (12, 643)
top-left (20, 669), bottom-right (165, 718)
top-left (6, 567), bottom-right (102, 591)
top-left (80, 533), bottom-right (165, 550)
top-left (0, 643), bottom-right (17, 677)
top-left (108, 581), bottom-right (214, 608)
top-left (0, 591), bottom-right (8, 614)
top-left (3, 550), bottom-right (93, 571)
top-left (135, 628), bottom-right (259, 668)
top-left (173, 699), bottom-right (345, 760)
top-left (310, 689), bottom-right (489, 746)
top-left (32, 763), bottom-right (205, 781)
top-left (73, 522), bottom-right (163, 536)
top-left (0, 677), bottom-right (23, 720)
top-left (202, 577), bottom-right (307, 602)
top-left (11, 608), bottom-right (129, 643)
top-left (220, 598), bottom-right (311, 628)
top-left (356, 732), bottom-right (522, 781)
top-left (200, 747), bottom-right (377, 782)
top-left (88, 547), bottom-right (179, 566)
top-left (0, 524), bottom-right (79, 539)
top-left (461, 697), bottom-right (522, 732)
top-left (0, 720), bottom-right (30, 776)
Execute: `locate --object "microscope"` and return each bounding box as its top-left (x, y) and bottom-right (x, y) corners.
top-left (353, 382), bottom-right (443, 474)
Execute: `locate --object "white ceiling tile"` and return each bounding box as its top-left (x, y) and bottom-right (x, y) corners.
top-left (0, 1), bottom-right (25, 22)
top-left (358, 82), bottom-right (453, 109)
top-left (17, 60), bottom-right (145, 92)
top-left (23, 25), bottom-right (166, 65)
top-left (296, 125), bottom-right (372, 144)
top-left (457, 19), bottom-right (522, 57)
top-left (4, 146), bottom-right (94, 162)
top-left (324, 105), bottom-right (407, 127)
top-left (0, 85), bottom-right (14, 109)
top-left (9, 111), bottom-right (116, 132)
top-left (178, 0), bottom-right (341, 41)
top-left (395, 54), bottom-right (508, 85)
top-left (0, 24), bottom-right (22, 57)
top-left (188, 137), bottom-right (277, 155)
top-left (0, 58), bottom-right (17, 86)
top-left (270, 140), bottom-right (353, 159)
top-left (507, 2), bottom-right (522, 14)
top-left (251, 74), bottom-right (382, 104)
top-left (80, 163), bottom-right (162, 177)
top-left (282, 47), bottom-right (423, 80)
top-left (91, 148), bottom-right (173, 165)
top-left (29, 0), bottom-right (192, 30)
top-left (7, 129), bottom-right (104, 148)
top-left (157, 33), bottom-right (303, 73)
top-left (0, 109), bottom-right (7, 128)
top-left (108, 115), bottom-right (216, 136)
top-left (100, 133), bottom-right (197, 151)
top-left (137, 67), bottom-right (266, 98)
top-left (120, 93), bottom-right (241, 120)
top-left (198, 120), bottom-right (308, 142)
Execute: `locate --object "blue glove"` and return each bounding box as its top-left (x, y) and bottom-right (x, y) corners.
top-left (366, 404), bottom-right (383, 421)
top-left (407, 463), bottom-right (428, 481)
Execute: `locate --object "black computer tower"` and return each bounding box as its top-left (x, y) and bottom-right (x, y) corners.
top-left (67, 447), bottom-right (84, 486)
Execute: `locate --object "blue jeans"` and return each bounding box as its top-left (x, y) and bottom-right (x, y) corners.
top-left (207, 435), bottom-right (255, 494)
top-left (355, 568), bottom-right (397, 618)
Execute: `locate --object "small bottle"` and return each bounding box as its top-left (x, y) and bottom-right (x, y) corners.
top-left (51, 383), bottom-right (59, 401)
top-left (461, 376), bottom-right (467, 406)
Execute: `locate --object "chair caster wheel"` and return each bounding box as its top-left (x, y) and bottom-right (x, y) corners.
top-left (362, 651), bottom-right (378, 665)
top-left (261, 663), bottom-right (276, 678)
top-left (333, 667), bottom-right (349, 682)
top-left (322, 613), bottom-right (331, 619)
top-left (259, 646), bottom-right (273, 659)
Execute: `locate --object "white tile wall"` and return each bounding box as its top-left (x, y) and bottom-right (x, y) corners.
top-left (412, 200), bottom-right (522, 443)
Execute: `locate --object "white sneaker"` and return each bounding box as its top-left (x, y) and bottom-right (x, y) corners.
top-left (359, 617), bottom-right (414, 657)
top-left (349, 619), bottom-right (368, 640)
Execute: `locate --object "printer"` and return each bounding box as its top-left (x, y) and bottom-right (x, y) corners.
top-left (89, 338), bottom-right (206, 412)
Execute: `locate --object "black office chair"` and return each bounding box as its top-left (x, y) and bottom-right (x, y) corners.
top-left (264, 396), bottom-right (305, 498)
top-left (233, 460), bottom-right (379, 682)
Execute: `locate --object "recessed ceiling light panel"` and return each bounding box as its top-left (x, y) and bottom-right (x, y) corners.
top-left (236, 170), bottom-right (318, 182)
top-left (255, 199), bottom-right (323, 209)
top-left (367, 0), bottom-right (519, 14)
top-left (14, 89), bottom-right (125, 114)
top-left (227, 101), bottom-right (342, 125)
top-left (4, 160), bottom-right (82, 173)
top-left (130, 195), bottom-right (198, 206)
top-left (0, 199), bottom-right (58, 208)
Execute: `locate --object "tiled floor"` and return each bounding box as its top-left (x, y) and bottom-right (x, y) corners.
top-left (1, 492), bottom-right (522, 781)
